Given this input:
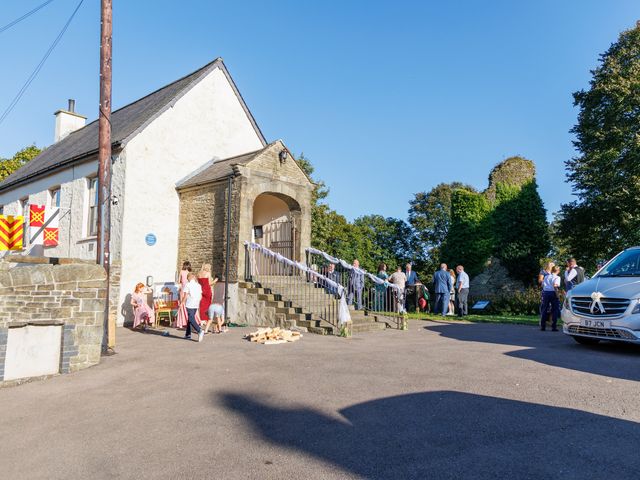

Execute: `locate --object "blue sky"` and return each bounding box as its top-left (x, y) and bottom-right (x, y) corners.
top-left (1, 0), bottom-right (639, 221)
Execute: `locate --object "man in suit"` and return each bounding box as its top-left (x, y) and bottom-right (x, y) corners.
top-left (348, 259), bottom-right (365, 310)
top-left (433, 263), bottom-right (452, 315)
top-left (324, 263), bottom-right (339, 296)
top-left (405, 263), bottom-right (419, 286)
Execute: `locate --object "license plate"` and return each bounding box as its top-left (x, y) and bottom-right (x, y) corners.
top-left (580, 318), bottom-right (610, 328)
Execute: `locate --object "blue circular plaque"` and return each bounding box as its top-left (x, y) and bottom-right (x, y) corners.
top-left (145, 233), bottom-right (157, 246)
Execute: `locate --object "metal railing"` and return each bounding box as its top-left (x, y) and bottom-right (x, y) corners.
top-left (244, 242), bottom-right (348, 333)
top-left (305, 247), bottom-right (405, 321)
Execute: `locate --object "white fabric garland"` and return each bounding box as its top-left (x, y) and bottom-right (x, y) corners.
top-left (305, 247), bottom-right (403, 293)
top-left (244, 242), bottom-right (351, 325)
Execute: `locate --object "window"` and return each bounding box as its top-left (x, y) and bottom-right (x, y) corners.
top-left (0, 205), bottom-right (4, 215)
top-left (49, 187), bottom-right (61, 208)
top-left (87, 178), bottom-right (98, 236)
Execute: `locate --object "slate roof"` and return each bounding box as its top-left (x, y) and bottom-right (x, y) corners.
top-left (176, 147), bottom-right (266, 189)
top-left (0, 57), bottom-right (266, 192)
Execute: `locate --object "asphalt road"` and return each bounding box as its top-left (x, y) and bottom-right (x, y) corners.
top-left (1, 320), bottom-right (640, 480)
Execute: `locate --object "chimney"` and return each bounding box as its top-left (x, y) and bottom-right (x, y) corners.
top-left (54, 99), bottom-right (86, 142)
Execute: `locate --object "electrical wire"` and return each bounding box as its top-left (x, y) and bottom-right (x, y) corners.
top-left (0, 0), bottom-right (84, 127)
top-left (0, 0), bottom-right (56, 35)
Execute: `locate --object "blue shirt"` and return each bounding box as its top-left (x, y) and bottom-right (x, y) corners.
top-left (457, 271), bottom-right (470, 289)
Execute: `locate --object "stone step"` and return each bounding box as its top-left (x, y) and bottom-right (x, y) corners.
top-left (308, 326), bottom-right (333, 335)
top-left (351, 322), bottom-right (387, 333)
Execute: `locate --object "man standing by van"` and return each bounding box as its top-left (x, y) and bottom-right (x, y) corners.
top-left (564, 258), bottom-right (585, 292)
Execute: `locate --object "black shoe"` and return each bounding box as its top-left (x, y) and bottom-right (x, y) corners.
top-left (552, 327), bottom-right (558, 332)
top-left (540, 327), bottom-right (546, 331)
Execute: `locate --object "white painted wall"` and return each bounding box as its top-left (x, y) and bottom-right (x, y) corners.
top-left (116, 66), bottom-right (264, 325)
top-left (54, 111), bottom-right (86, 142)
top-left (0, 160), bottom-right (101, 260)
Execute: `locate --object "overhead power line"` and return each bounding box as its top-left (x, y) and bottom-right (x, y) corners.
top-left (0, 0), bottom-right (56, 35)
top-left (0, 0), bottom-right (84, 127)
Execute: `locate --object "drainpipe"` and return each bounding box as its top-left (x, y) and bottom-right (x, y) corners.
top-left (224, 175), bottom-right (233, 325)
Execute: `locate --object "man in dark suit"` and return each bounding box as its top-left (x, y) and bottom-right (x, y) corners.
top-left (405, 263), bottom-right (419, 286)
top-left (433, 263), bottom-right (452, 315)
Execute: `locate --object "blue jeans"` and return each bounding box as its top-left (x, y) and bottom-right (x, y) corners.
top-left (185, 308), bottom-right (201, 338)
top-left (540, 291), bottom-right (559, 329)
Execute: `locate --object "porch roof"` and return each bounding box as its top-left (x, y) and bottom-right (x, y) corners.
top-left (175, 147), bottom-right (265, 189)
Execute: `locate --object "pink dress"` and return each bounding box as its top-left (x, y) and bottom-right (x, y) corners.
top-left (132, 292), bottom-right (154, 328)
top-left (175, 270), bottom-right (189, 328)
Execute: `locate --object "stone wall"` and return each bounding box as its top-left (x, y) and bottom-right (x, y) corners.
top-left (0, 256), bottom-right (107, 381)
top-left (177, 178), bottom-right (241, 280)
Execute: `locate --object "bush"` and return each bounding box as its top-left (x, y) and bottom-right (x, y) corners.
top-left (469, 288), bottom-right (565, 316)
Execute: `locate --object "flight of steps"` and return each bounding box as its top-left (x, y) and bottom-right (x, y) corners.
top-left (238, 279), bottom-right (392, 335)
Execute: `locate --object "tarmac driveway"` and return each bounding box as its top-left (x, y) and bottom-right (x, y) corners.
top-left (1, 320), bottom-right (640, 479)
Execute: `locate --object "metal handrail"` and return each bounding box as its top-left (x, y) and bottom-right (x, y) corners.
top-left (244, 242), bottom-right (349, 332)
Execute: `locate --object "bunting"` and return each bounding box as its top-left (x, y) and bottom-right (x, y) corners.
top-left (0, 215), bottom-right (25, 251)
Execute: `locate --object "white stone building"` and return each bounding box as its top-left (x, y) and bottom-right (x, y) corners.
top-left (0, 58), bottom-right (312, 326)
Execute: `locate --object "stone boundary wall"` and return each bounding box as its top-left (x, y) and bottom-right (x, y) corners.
top-left (0, 256), bottom-right (107, 381)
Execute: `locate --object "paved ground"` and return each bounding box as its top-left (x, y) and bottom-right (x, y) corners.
top-left (2, 320), bottom-right (640, 480)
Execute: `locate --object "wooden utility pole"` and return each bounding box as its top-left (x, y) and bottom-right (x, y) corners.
top-left (98, 0), bottom-right (114, 352)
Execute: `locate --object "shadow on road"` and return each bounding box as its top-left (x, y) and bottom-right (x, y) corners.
top-left (220, 390), bottom-right (640, 479)
top-left (425, 322), bottom-right (640, 381)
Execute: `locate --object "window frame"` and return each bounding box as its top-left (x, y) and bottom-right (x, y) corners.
top-left (87, 177), bottom-right (98, 237)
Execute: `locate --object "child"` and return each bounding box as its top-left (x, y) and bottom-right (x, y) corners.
top-left (131, 283), bottom-right (154, 329)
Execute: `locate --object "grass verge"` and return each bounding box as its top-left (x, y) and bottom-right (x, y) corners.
top-left (405, 312), bottom-right (541, 326)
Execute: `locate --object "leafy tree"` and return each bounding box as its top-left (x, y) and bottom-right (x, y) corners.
top-left (353, 215), bottom-right (414, 272)
top-left (441, 189), bottom-right (493, 277)
top-left (0, 145), bottom-right (41, 181)
top-left (492, 180), bottom-right (550, 284)
top-left (559, 22), bottom-right (640, 268)
top-left (408, 183), bottom-right (476, 276)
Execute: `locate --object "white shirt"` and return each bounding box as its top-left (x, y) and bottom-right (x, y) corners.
top-left (565, 268), bottom-right (577, 283)
top-left (184, 280), bottom-right (202, 309)
top-left (542, 273), bottom-right (560, 292)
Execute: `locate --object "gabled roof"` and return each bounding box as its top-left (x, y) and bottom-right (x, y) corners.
top-left (0, 58), bottom-right (267, 192)
top-left (176, 140), bottom-right (314, 190)
top-left (176, 148), bottom-right (265, 189)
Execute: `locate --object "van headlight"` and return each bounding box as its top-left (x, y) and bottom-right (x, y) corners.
top-left (631, 300), bottom-right (640, 314)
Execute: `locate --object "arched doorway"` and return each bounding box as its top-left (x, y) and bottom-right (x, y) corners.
top-left (252, 192), bottom-right (301, 260)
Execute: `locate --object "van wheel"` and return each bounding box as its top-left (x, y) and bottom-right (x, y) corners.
top-left (572, 336), bottom-right (600, 345)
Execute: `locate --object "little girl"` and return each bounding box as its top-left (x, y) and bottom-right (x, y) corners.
top-left (131, 282), bottom-right (154, 329)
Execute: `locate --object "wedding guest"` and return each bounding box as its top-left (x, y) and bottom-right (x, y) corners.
top-left (448, 269), bottom-right (457, 315)
top-left (540, 266), bottom-right (561, 331)
top-left (388, 265), bottom-right (407, 313)
top-left (198, 263), bottom-right (215, 330)
top-left (131, 282), bottom-right (154, 329)
top-left (175, 260), bottom-right (191, 329)
top-left (375, 263), bottom-right (388, 311)
top-left (183, 272), bottom-right (204, 342)
top-left (206, 301), bottom-right (225, 335)
top-left (433, 264), bottom-right (452, 315)
top-left (455, 265), bottom-right (470, 317)
top-left (405, 263), bottom-right (419, 286)
top-left (348, 259), bottom-right (364, 310)
top-left (202, 274), bottom-right (222, 334)
top-left (323, 263), bottom-right (339, 295)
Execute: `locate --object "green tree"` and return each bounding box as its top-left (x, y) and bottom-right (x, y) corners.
top-left (492, 180), bottom-right (550, 284)
top-left (559, 22), bottom-right (640, 268)
top-left (441, 189), bottom-right (493, 277)
top-left (408, 182), bottom-right (476, 275)
top-left (0, 145), bottom-right (41, 181)
top-left (353, 214), bottom-right (414, 271)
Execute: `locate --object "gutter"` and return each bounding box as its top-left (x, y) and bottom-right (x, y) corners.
top-left (0, 142), bottom-right (123, 193)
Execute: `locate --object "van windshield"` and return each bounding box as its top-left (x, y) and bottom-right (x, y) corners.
top-left (598, 249), bottom-right (640, 277)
